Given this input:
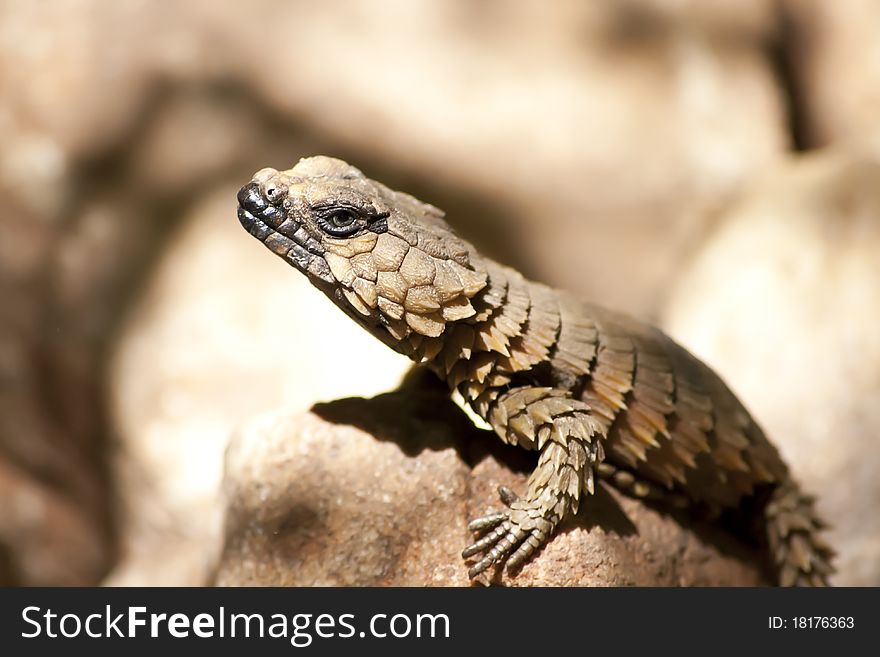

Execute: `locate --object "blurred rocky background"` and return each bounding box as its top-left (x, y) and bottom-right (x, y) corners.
top-left (0, 0), bottom-right (876, 586)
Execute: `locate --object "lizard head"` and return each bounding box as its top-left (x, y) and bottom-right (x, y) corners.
top-left (237, 156), bottom-right (488, 354)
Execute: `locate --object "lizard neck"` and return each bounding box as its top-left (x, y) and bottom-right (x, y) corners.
top-left (399, 254), bottom-right (507, 363)
top-left (421, 258), bottom-right (565, 421)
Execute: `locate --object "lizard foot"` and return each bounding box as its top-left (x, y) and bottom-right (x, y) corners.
top-left (462, 486), bottom-right (555, 578)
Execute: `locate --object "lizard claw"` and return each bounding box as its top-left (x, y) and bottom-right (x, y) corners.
top-left (462, 489), bottom-right (554, 578)
top-left (463, 520), bottom-right (527, 578)
top-left (497, 485), bottom-right (519, 506)
top-left (467, 512), bottom-right (507, 533)
top-left (465, 487), bottom-right (517, 534)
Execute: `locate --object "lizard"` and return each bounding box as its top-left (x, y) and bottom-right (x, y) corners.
top-left (236, 155), bottom-right (834, 585)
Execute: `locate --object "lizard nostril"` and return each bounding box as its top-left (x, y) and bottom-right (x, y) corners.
top-left (263, 181), bottom-right (287, 204)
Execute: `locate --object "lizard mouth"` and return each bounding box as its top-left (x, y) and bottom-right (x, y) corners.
top-left (236, 182), bottom-right (334, 285)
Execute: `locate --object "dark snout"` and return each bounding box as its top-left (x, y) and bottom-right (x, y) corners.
top-left (237, 182), bottom-right (285, 239)
top-left (235, 177), bottom-right (333, 285)
top-left (237, 182), bottom-right (267, 213)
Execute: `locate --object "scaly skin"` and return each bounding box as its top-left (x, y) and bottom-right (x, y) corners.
top-left (236, 156), bottom-right (834, 585)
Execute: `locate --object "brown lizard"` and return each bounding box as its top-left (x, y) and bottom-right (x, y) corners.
top-left (236, 156), bottom-right (834, 585)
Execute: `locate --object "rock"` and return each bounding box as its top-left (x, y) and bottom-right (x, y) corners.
top-left (105, 186), bottom-right (410, 585)
top-left (217, 385), bottom-right (768, 586)
top-left (0, 173), bottom-right (115, 586)
top-left (0, 1), bottom-right (154, 161)
top-left (662, 144), bottom-right (880, 585)
top-left (782, 0), bottom-right (880, 146)
top-left (0, 457), bottom-right (107, 586)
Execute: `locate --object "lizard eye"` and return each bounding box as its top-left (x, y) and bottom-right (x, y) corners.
top-left (315, 208), bottom-right (361, 237)
top-left (329, 210), bottom-right (356, 228)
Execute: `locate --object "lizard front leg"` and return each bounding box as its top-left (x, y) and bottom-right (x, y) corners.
top-left (463, 387), bottom-right (606, 578)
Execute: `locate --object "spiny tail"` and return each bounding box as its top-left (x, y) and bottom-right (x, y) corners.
top-left (765, 479), bottom-right (835, 586)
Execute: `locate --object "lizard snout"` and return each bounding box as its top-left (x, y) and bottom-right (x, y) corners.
top-left (237, 182), bottom-right (284, 228)
top-left (237, 182), bottom-right (267, 213)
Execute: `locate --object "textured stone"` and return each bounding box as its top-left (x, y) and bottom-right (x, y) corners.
top-left (663, 144), bottom-right (880, 585)
top-left (217, 386), bottom-right (768, 586)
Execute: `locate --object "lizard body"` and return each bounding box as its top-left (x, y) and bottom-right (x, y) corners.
top-left (237, 156), bottom-right (833, 585)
